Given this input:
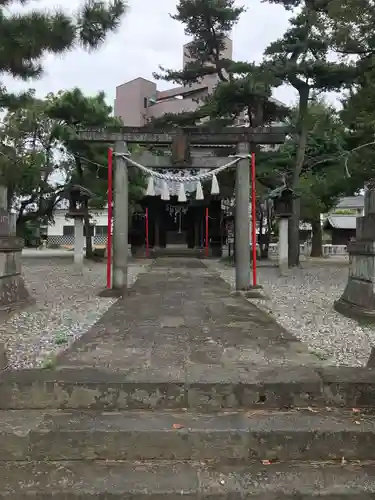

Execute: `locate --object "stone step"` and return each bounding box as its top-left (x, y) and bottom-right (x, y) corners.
top-left (1, 460), bottom-right (374, 498)
top-left (1, 366), bottom-right (375, 410)
top-left (1, 408), bottom-right (375, 462)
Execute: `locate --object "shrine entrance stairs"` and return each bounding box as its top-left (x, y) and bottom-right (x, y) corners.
top-left (1, 258), bottom-right (375, 498)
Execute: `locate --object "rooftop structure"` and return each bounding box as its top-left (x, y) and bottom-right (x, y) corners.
top-left (114, 38), bottom-right (233, 126)
top-left (335, 196), bottom-right (364, 212)
top-left (114, 38), bottom-right (284, 127)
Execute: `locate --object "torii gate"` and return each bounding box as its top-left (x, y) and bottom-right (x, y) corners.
top-left (76, 126), bottom-right (287, 293)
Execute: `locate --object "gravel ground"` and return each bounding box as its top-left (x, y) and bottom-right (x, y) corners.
top-left (205, 259), bottom-right (375, 367)
top-left (0, 259), bottom-right (150, 369)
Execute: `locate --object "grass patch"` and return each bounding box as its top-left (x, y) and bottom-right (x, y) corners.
top-left (54, 333), bottom-right (68, 346)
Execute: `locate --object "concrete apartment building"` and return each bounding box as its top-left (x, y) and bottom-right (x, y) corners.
top-left (114, 38), bottom-right (235, 126)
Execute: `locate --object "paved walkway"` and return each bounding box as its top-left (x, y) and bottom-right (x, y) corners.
top-left (58, 258), bottom-right (322, 372)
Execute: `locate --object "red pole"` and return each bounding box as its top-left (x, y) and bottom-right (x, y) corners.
top-left (251, 152), bottom-right (257, 286)
top-left (106, 148), bottom-right (113, 289)
top-left (145, 207), bottom-right (149, 257)
top-left (205, 207), bottom-right (209, 257)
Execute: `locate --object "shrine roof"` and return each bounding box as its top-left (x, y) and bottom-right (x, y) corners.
top-left (324, 215), bottom-right (357, 230)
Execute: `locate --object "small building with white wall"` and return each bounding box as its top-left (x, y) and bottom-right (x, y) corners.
top-left (47, 209), bottom-right (108, 248)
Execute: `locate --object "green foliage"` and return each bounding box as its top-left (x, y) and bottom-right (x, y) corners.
top-left (257, 100), bottom-right (364, 220)
top-left (341, 64), bottom-right (375, 142)
top-left (0, 95), bottom-right (68, 227)
top-left (45, 88), bottom-right (146, 214)
top-left (324, 0), bottom-right (375, 57)
top-left (0, 0), bottom-right (127, 107)
top-left (263, 8), bottom-right (356, 93)
top-left (0, 88), bottom-right (146, 239)
top-left (339, 64), bottom-right (375, 185)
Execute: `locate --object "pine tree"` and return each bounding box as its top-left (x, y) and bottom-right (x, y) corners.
top-left (262, 0), bottom-right (356, 265)
top-left (0, 0), bottom-right (127, 107)
top-left (153, 0), bottom-right (288, 128)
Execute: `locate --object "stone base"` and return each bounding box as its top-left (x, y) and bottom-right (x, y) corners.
top-left (367, 347), bottom-right (375, 368)
top-left (231, 285), bottom-right (268, 300)
top-left (244, 285), bottom-right (268, 299)
top-left (335, 269), bottom-right (375, 322)
top-left (334, 297), bottom-right (375, 323)
top-left (0, 273), bottom-right (30, 311)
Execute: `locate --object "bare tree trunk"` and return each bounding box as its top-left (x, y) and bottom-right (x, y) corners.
top-left (310, 217), bottom-right (323, 257)
top-left (288, 86), bottom-right (309, 267)
top-left (288, 198), bottom-right (301, 266)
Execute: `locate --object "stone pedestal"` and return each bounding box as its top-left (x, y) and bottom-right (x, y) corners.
top-left (278, 217), bottom-right (289, 275)
top-left (0, 187), bottom-right (29, 310)
top-left (335, 183), bottom-right (375, 320)
top-left (73, 216), bottom-right (84, 266)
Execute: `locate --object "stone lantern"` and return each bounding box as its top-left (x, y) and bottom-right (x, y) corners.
top-left (66, 184), bottom-right (93, 218)
top-left (269, 186), bottom-right (296, 273)
top-left (271, 186), bottom-right (294, 218)
top-left (0, 185), bottom-right (29, 317)
top-left (335, 180), bottom-right (375, 324)
top-left (65, 184), bottom-right (94, 266)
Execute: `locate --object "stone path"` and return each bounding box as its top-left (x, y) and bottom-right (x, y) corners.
top-left (57, 258), bottom-right (321, 372)
top-left (3, 258), bottom-right (375, 499)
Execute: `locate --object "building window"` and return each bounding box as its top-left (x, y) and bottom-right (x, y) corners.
top-left (95, 225), bottom-right (108, 236)
top-left (63, 225), bottom-right (74, 236)
top-left (144, 97), bottom-right (148, 108)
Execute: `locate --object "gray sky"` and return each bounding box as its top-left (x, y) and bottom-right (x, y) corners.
top-left (4, 0), bottom-right (297, 108)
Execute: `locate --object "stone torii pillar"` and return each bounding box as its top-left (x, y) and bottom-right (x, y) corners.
top-left (112, 141), bottom-right (128, 292)
top-left (235, 142), bottom-right (251, 290)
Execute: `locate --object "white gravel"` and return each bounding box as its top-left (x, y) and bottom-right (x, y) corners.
top-left (0, 258), bottom-right (150, 369)
top-left (206, 259), bottom-right (375, 367)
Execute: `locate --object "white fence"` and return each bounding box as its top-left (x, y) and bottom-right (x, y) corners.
top-left (268, 242), bottom-right (348, 258)
top-left (47, 235), bottom-right (107, 247)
